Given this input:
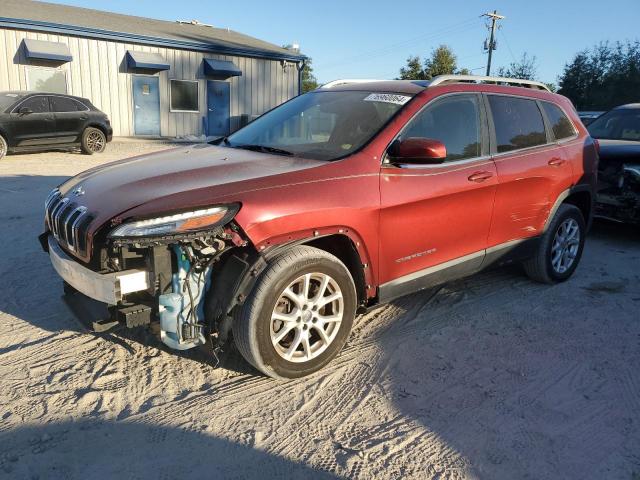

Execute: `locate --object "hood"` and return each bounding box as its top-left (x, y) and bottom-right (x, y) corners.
top-left (597, 139), bottom-right (640, 162)
top-left (59, 143), bottom-right (326, 230)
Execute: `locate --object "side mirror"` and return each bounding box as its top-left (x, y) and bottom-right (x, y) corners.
top-left (18, 107), bottom-right (33, 115)
top-left (389, 137), bottom-right (447, 164)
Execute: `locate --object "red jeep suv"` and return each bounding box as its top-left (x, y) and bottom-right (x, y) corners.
top-left (41, 75), bottom-right (598, 379)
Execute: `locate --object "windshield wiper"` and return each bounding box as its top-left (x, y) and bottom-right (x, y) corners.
top-left (232, 144), bottom-right (295, 156)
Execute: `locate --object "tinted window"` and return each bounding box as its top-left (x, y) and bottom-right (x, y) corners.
top-left (489, 96), bottom-right (547, 153)
top-left (170, 80), bottom-right (198, 112)
top-left (542, 102), bottom-right (575, 140)
top-left (402, 94), bottom-right (482, 161)
top-left (50, 96), bottom-right (86, 112)
top-left (19, 96), bottom-right (49, 113)
top-left (588, 109), bottom-right (640, 141)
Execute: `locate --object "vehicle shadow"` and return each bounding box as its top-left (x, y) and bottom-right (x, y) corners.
top-left (0, 419), bottom-right (337, 479)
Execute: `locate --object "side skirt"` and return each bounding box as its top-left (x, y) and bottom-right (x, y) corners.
top-left (377, 236), bottom-right (541, 305)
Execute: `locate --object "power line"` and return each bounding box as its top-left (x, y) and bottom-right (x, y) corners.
top-left (316, 16), bottom-right (481, 70)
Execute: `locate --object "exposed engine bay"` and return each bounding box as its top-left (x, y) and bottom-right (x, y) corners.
top-left (97, 224), bottom-right (263, 353)
top-left (596, 160), bottom-right (640, 224)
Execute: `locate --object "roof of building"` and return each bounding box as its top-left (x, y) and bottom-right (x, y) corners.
top-left (0, 0), bottom-right (305, 61)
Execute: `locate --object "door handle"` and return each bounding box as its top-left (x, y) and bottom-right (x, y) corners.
top-left (548, 157), bottom-right (566, 166)
top-left (80, 115), bottom-right (88, 120)
top-left (208, 108), bottom-right (214, 112)
top-left (468, 171), bottom-right (493, 182)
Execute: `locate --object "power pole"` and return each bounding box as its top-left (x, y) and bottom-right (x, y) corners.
top-left (482, 10), bottom-right (504, 76)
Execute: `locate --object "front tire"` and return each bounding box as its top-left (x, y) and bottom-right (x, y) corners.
top-left (232, 246), bottom-right (357, 379)
top-left (81, 127), bottom-right (106, 155)
top-left (523, 204), bottom-right (586, 284)
top-left (0, 134), bottom-right (7, 160)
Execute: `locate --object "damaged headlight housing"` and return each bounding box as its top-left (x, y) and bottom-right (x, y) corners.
top-left (109, 204), bottom-right (238, 238)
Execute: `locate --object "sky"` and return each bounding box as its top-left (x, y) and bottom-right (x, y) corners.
top-left (50, 0), bottom-right (640, 85)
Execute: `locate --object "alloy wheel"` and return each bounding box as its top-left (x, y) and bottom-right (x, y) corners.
top-left (270, 272), bottom-right (344, 363)
top-left (86, 131), bottom-right (105, 152)
top-left (551, 218), bottom-right (580, 274)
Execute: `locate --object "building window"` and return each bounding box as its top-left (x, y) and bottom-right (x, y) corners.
top-left (26, 67), bottom-right (67, 94)
top-left (170, 80), bottom-right (199, 112)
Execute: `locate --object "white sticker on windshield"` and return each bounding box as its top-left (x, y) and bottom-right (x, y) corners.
top-left (363, 93), bottom-right (411, 105)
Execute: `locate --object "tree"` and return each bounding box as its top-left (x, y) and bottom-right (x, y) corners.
top-left (398, 55), bottom-right (425, 80)
top-left (497, 53), bottom-right (538, 80)
top-left (424, 45), bottom-right (458, 79)
top-left (558, 41), bottom-right (640, 110)
top-left (397, 45), bottom-right (467, 80)
top-left (301, 58), bottom-right (318, 93)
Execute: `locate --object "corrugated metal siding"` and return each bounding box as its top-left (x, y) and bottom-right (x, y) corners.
top-left (0, 27), bottom-right (299, 136)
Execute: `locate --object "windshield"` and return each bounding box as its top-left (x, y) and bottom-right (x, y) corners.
top-left (588, 108), bottom-right (640, 141)
top-left (0, 93), bottom-right (23, 112)
top-left (224, 90), bottom-right (413, 161)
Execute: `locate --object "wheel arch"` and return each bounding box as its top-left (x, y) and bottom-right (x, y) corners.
top-left (544, 186), bottom-right (594, 232)
top-left (85, 123), bottom-right (109, 137)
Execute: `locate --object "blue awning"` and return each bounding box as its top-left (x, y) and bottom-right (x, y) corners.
top-left (23, 39), bottom-right (72, 62)
top-left (125, 50), bottom-right (170, 71)
top-left (203, 58), bottom-right (242, 79)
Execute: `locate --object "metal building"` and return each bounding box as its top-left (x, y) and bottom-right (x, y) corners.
top-left (0, 0), bottom-right (305, 137)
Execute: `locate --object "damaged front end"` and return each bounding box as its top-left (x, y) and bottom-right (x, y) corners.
top-left (44, 201), bottom-right (265, 353)
top-left (596, 161), bottom-right (640, 224)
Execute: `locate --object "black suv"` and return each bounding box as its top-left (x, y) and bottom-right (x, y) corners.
top-left (0, 91), bottom-right (112, 159)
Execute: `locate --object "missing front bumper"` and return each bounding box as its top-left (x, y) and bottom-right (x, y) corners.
top-left (47, 235), bottom-right (150, 305)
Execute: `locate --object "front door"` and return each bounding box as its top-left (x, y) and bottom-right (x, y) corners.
top-left (133, 76), bottom-right (160, 136)
top-left (207, 80), bottom-right (230, 137)
top-left (378, 93), bottom-right (497, 302)
top-left (10, 95), bottom-right (56, 146)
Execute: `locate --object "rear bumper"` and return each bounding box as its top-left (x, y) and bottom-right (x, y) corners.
top-left (47, 235), bottom-right (149, 305)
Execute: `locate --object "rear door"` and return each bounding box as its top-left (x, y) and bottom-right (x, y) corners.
top-left (378, 93), bottom-right (497, 301)
top-left (50, 96), bottom-right (88, 143)
top-left (10, 96), bottom-right (56, 146)
top-left (485, 94), bottom-right (574, 248)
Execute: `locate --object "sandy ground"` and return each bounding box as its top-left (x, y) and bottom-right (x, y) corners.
top-left (0, 142), bottom-right (639, 480)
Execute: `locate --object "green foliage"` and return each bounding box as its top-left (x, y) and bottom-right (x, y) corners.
top-left (497, 53), bottom-right (538, 80)
top-left (398, 45), bottom-right (468, 80)
top-left (301, 58), bottom-right (318, 93)
top-left (558, 41), bottom-right (640, 110)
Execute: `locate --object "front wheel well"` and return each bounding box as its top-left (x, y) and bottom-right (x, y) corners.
top-left (302, 234), bottom-right (367, 309)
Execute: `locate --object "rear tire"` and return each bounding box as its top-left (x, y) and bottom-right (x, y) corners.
top-left (81, 127), bottom-right (106, 155)
top-left (0, 134), bottom-right (7, 160)
top-left (232, 246), bottom-right (357, 379)
top-left (523, 204), bottom-right (586, 284)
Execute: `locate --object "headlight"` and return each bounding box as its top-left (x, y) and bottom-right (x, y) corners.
top-left (109, 205), bottom-right (237, 238)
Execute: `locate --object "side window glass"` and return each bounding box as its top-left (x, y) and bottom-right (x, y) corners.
top-left (542, 102), bottom-right (576, 140)
top-left (488, 96), bottom-right (547, 153)
top-left (19, 96), bottom-right (49, 113)
top-left (51, 96), bottom-right (82, 113)
top-left (403, 95), bottom-right (482, 161)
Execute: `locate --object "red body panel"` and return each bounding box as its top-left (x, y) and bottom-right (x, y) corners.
top-left (56, 83), bottom-right (597, 301)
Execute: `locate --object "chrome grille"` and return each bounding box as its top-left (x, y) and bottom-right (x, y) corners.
top-left (45, 188), bottom-right (93, 256)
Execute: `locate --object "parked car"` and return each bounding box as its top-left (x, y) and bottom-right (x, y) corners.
top-left (0, 91), bottom-right (112, 159)
top-left (578, 111), bottom-right (604, 126)
top-left (40, 75), bottom-right (598, 379)
top-left (587, 103), bottom-right (640, 224)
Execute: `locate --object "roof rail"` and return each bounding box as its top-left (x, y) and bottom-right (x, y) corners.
top-left (428, 74), bottom-right (550, 92)
top-left (319, 79), bottom-right (386, 89)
